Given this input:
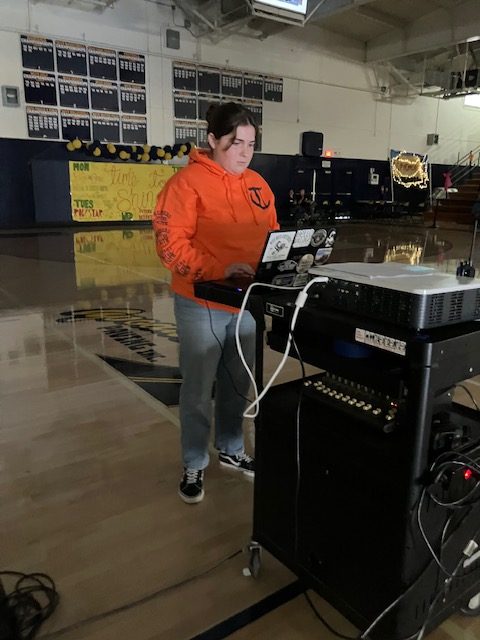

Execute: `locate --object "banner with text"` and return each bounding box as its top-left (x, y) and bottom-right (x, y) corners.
top-left (69, 161), bottom-right (179, 222)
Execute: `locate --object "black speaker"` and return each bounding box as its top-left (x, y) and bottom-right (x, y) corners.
top-left (166, 29), bottom-right (180, 50)
top-left (301, 131), bottom-right (324, 157)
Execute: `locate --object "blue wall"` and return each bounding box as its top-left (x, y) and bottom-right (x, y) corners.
top-left (0, 138), bottom-right (450, 229)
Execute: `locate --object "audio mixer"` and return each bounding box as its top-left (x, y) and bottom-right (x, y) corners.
top-left (302, 371), bottom-right (403, 433)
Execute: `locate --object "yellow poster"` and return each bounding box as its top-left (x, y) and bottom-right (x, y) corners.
top-left (69, 161), bottom-right (179, 222)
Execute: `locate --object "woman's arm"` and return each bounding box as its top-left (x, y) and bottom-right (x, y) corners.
top-left (153, 174), bottom-right (223, 283)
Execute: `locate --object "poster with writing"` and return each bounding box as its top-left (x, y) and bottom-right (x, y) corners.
top-left (60, 109), bottom-right (91, 141)
top-left (69, 161), bottom-right (179, 222)
top-left (90, 79), bottom-right (119, 112)
top-left (243, 74), bottom-right (264, 100)
top-left (23, 71), bottom-right (57, 105)
top-left (173, 63), bottom-right (197, 91)
top-left (119, 52), bottom-right (145, 84)
top-left (173, 91), bottom-right (197, 120)
top-left (120, 83), bottom-right (146, 114)
top-left (197, 67), bottom-right (220, 94)
top-left (56, 41), bottom-right (88, 76)
top-left (26, 106), bottom-right (59, 139)
top-left (88, 46), bottom-right (118, 80)
top-left (58, 75), bottom-right (89, 109)
top-left (174, 120), bottom-right (197, 145)
top-left (121, 115), bottom-right (147, 144)
top-left (263, 77), bottom-right (283, 102)
top-left (221, 72), bottom-right (243, 97)
top-left (91, 112), bottom-right (120, 142)
top-left (21, 35), bottom-right (54, 71)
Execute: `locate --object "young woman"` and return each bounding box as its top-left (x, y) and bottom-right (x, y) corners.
top-left (153, 102), bottom-right (278, 503)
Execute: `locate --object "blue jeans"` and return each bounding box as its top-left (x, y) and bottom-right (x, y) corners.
top-left (174, 294), bottom-right (256, 470)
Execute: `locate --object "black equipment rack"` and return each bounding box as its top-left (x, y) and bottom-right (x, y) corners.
top-left (194, 281), bottom-right (480, 639)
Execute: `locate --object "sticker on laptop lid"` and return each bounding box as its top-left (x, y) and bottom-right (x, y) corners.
top-left (262, 231), bottom-right (295, 262)
top-left (293, 228), bottom-right (314, 248)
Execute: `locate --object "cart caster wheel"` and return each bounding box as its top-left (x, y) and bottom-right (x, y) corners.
top-left (460, 592), bottom-right (480, 616)
top-left (246, 542), bottom-right (262, 579)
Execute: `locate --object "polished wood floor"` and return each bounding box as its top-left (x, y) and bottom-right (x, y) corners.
top-left (1, 223), bottom-right (479, 640)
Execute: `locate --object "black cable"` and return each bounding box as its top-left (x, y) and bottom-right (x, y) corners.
top-left (291, 335), bottom-right (305, 562)
top-left (40, 549), bottom-right (241, 639)
top-left (304, 590), bottom-right (357, 640)
top-left (356, 446), bottom-right (480, 639)
top-left (417, 451), bottom-right (480, 575)
top-left (430, 449), bottom-right (480, 476)
top-left (205, 300), bottom-right (251, 403)
top-left (414, 522), bottom-right (480, 640)
top-left (0, 571), bottom-right (59, 640)
top-left (426, 462), bottom-right (480, 509)
top-left (291, 334), bottom-right (306, 380)
top-left (417, 486), bottom-right (458, 576)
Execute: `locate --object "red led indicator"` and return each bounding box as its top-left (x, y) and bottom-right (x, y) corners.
top-left (464, 468), bottom-right (473, 481)
top-left (324, 149), bottom-right (333, 158)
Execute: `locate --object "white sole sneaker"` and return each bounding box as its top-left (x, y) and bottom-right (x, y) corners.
top-left (178, 488), bottom-right (205, 504)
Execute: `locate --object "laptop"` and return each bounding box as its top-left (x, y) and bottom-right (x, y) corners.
top-left (213, 226), bottom-right (337, 293)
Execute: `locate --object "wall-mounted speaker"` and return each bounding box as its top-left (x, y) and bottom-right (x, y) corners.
top-left (166, 29), bottom-right (180, 50)
top-left (301, 131), bottom-right (324, 157)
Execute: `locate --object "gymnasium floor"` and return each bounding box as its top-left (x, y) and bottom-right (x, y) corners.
top-left (1, 222), bottom-right (479, 640)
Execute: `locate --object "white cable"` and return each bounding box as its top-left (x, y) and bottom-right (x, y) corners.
top-left (235, 282), bottom-right (302, 418)
top-left (235, 276), bottom-right (328, 419)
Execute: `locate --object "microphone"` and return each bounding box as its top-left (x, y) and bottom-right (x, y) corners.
top-left (457, 213), bottom-right (479, 278)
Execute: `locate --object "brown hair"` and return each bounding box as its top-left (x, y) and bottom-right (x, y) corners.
top-left (206, 101), bottom-right (259, 142)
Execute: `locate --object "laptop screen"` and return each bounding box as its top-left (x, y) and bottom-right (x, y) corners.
top-left (255, 226), bottom-right (336, 287)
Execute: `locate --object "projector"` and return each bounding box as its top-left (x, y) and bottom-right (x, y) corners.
top-left (308, 262), bottom-right (480, 329)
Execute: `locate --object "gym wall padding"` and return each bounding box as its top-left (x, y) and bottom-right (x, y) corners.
top-left (0, 137), bottom-right (452, 229)
top-left (0, 138), bottom-right (52, 228)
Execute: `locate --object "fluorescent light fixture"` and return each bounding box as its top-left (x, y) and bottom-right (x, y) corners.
top-left (254, 0), bottom-right (308, 14)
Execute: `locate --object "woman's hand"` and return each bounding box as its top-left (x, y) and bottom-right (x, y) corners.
top-left (224, 263), bottom-right (255, 279)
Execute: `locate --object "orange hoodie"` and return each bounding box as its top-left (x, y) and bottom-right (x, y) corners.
top-left (153, 148), bottom-right (279, 311)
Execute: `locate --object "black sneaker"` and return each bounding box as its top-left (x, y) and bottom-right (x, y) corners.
top-left (218, 452), bottom-right (254, 477)
top-left (179, 469), bottom-right (204, 504)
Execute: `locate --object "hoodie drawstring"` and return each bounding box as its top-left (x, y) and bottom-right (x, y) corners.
top-left (223, 175), bottom-right (238, 222)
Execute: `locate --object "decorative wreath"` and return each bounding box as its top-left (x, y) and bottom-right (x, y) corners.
top-left (391, 151), bottom-right (429, 189)
top-left (65, 138), bottom-right (193, 162)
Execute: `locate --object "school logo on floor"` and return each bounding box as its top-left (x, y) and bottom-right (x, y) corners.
top-left (57, 307), bottom-right (181, 406)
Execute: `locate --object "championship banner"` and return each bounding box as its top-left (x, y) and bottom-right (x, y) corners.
top-left (69, 161), bottom-right (179, 222)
